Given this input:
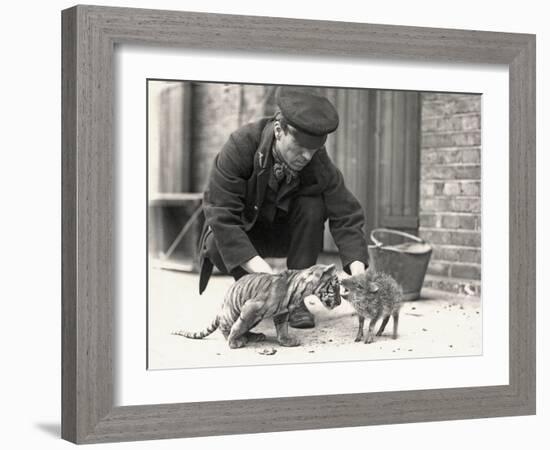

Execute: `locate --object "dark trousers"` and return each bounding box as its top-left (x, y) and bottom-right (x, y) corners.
top-left (205, 196), bottom-right (326, 280)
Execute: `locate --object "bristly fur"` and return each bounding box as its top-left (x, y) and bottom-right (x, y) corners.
top-left (340, 269), bottom-right (403, 344)
top-left (173, 264), bottom-right (341, 349)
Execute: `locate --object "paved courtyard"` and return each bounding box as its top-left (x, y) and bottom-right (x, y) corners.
top-left (147, 267), bottom-right (482, 370)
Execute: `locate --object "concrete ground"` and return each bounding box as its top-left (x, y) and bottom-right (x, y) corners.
top-left (148, 268), bottom-right (482, 370)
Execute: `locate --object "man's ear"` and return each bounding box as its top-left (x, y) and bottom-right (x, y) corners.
top-left (274, 121), bottom-right (282, 139)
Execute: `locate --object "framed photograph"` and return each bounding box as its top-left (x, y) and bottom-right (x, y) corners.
top-left (146, 80), bottom-right (484, 370)
top-left (62, 5), bottom-right (536, 444)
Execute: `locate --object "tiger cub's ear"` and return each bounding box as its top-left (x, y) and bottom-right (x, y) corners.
top-left (322, 264), bottom-right (337, 275)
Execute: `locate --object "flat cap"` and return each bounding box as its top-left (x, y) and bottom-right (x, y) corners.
top-left (275, 86), bottom-right (339, 149)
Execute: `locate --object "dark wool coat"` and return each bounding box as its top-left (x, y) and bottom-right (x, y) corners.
top-left (202, 117), bottom-right (368, 273)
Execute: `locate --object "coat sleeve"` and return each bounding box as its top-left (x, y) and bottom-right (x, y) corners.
top-left (202, 134), bottom-right (259, 273)
top-left (320, 152), bottom-right (369, 273)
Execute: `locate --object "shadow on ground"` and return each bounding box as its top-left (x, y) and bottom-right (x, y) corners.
top-left (35, 423), bottom-right (60, 438)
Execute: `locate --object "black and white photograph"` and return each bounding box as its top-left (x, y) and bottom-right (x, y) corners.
top-left (3, 0), bottom-right (544, 447)
top-left (147, 80), bottom-right (482, 370)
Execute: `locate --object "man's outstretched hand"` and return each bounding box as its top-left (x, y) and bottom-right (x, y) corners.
top-left (243, 257), bottom-right (365, 276)
top-left (349, 260), bottom-right (367, 275)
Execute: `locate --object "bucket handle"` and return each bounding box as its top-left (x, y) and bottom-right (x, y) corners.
top-left (370, 228), bottom-right (426, 247)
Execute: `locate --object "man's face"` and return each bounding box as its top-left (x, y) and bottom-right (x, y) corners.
top-left (274, 122), bottom-right (320, 171)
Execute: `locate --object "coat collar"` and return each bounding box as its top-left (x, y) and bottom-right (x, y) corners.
top-left (256, 119), bottom-right (275, 171)
top-left (253, 119), bottom-right (275, 206)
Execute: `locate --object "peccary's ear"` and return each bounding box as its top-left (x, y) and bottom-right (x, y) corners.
top-left (368, 282), bottom-right (380, 293)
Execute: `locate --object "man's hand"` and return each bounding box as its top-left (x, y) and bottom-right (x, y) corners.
top-left (242, 256), bottom-right (274, 274)
top-left (349, 261), bottom-right (366, 275)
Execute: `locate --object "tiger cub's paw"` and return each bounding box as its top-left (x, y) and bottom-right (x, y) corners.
top-left (228, 337), bottom-right (247, 349)
top-left (278, 336), bottom-right (301, 347)
top-left (245, 331), bottom-right (266, 342)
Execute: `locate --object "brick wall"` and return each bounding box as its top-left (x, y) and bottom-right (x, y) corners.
top-left (419, 93), bottom-right (481, 296)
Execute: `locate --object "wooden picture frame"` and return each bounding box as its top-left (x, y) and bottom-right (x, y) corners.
top-left (61, 5), bottom-right (536, 444)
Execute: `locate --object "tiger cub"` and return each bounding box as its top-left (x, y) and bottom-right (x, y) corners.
top-left (340, 269), bottom-right (402, 344)
top-left (173, 264), bottom-right (341, 349)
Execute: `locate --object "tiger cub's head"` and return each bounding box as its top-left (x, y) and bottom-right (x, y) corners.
top-left (301, 264), bottom-right (341, 310)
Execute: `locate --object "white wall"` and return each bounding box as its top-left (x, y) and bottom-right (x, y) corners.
top-left (0, 1), bottom-right (546, 449)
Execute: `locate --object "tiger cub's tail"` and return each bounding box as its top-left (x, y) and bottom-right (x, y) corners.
top-left (172, 316), bottom-right (219, 339)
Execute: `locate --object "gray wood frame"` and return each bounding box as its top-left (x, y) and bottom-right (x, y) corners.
top-left (62, 5), bottom-right (536, 444)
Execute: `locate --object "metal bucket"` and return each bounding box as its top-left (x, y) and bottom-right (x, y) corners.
top-left (368, 228), bottom-right (432, 301)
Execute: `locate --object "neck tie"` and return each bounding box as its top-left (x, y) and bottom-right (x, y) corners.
top-left (272, 148), bottom-right (298, 184)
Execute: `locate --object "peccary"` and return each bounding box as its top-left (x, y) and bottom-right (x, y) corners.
top-left (340, 269), bottom-right (403, 344)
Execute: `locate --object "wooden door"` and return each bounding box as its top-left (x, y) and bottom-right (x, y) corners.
top-left (323, 89), bottom-right (421, 251)
top-left (375, 91), bottom-right (421, 236)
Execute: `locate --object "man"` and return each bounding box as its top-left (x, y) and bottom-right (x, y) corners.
top-left (198, 86), bottom-right (368, 328)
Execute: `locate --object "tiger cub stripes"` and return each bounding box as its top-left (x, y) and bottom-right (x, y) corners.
top-left (173, 264), bottom-right (341, 349)
top-left (172, 316), bottom-right (219, 339)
